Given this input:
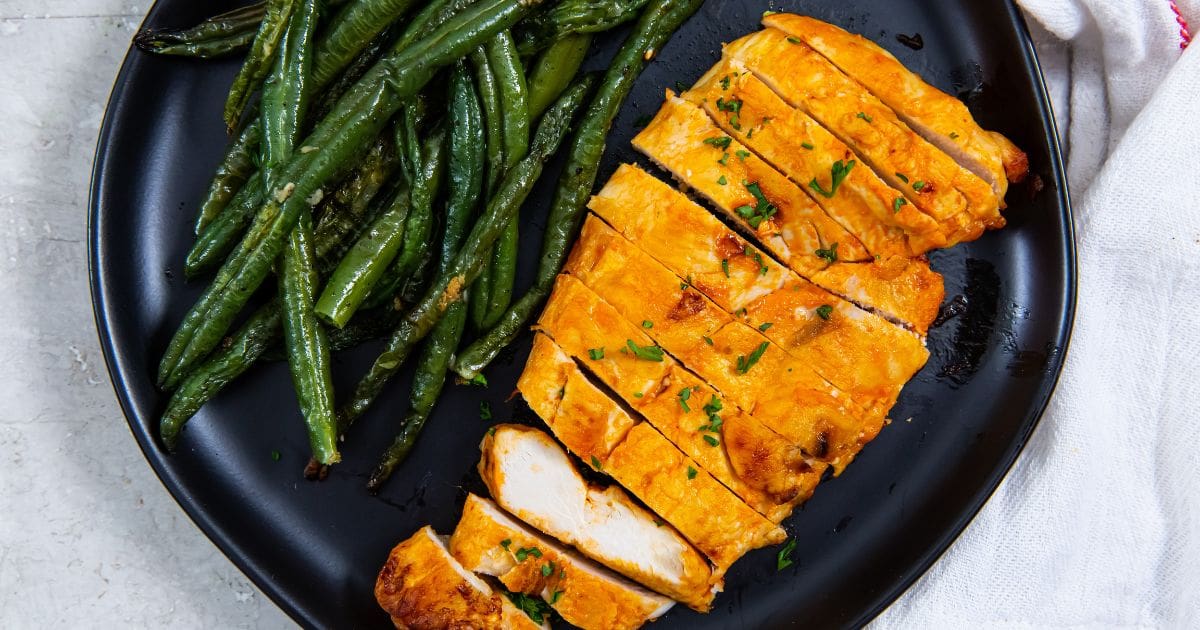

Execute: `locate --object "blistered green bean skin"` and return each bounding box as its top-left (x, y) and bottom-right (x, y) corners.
top-left (515, 0), bottom-right (652, 56)
top-left (526, 33), bottom-right (592, 120)
top-left (135, 2), bottom-right (265, 58)
top-left (224, 0), bottom-right (296, 131)
top-left (452, 0), bottom-right (704, 381)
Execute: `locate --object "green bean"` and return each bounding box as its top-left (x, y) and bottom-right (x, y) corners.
top-left (316, 129), bottom-right (446, 328)
top-left (279, 209), bottom-right (339, 464)
top-left (225, 0), bottom-right (297, 131)
top-left (308, 27), bottom-right (394, 125)
top-left (194, 122), bottom-right (262, 235)
top-left (157, 0), bottom-right (535, 389)
top-left (186, 172), bottom-right (264, 277)
top-left (336, 75), bottom-right (593, 431)
top-left (515, 0), bottom-right (652, 56)
top-left (452, 0), bottom-right (703, 381)
top-left (135, 3), bottom-right (265, 58)
top-left (312, 136), bottom-right (400, 266)
top-left (488, 31), bottom-right (530, 169)
top-left (481, 221), bottom-right (518, 327)
top-left (470, 49), bottom-right (506, 196)
top-left (526, 33), bottom-right (592, 120)
top-left (311, 0), bottom-right (419, 87)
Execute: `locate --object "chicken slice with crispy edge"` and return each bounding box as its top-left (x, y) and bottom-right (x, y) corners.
top-left (518, 333), bottom-right (788, 574)
top-left (684, 60), bottom-right (956, 254)
top-left (763, 13), bottom-right (1029, 199)
top-left (724, 28), bottom-right (1002, 235)
top-left (451, 494), bottom-right (675, 630)
top-left (478, 424), bottom-right (716, 609)
top-left (527, 297), bottom-right (821, 522)
top-left (632, 93), bottom-right (870, 275)
top-left (566, 214), bottom-right (929, 421)
top-left (375, 525), bottom-right (549, 630)
top-left (539, 273), bottom-right (876, 473)
top-left (589, 164), bottom-right (945, 335)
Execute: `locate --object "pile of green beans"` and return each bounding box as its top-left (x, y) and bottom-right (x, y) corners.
top-left (140, 0), bottom-right (700, 490)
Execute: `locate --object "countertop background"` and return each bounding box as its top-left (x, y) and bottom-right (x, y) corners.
top-left (0, 1), bottom-right (1085, 628)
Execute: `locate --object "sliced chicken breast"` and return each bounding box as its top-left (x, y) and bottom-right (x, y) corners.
top-left (762, 13), bottom-right (1028, 199)
top-left (724, 28), bottom-right (1002, 234)
top-left (539, 273), bottom-right (873, 472)
top-left (588, 164), bottom-right (944, 337)
top-left (451, 494), bottom-right (675, 630)
top-left (566, 214), bottom-right (928, 419)
top-left (518, 334), bottom-right (787, 575)
top-left (812, 258), bottom-right (945, 335)
top-left (632, 93), bottom-right (871, 274)
top-left (375, 525), bottom-right (548, 630)
top-left (531, 297), bottom-right (821, 522)
top-left (478, 424), bottom-right (714, 608)
top-left (684, 59), bottom-right (956, 254)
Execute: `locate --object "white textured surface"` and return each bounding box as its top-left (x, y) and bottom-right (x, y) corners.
top-left (0, 1), bottom-right (290, 627)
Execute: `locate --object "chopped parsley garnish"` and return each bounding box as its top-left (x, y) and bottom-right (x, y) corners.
top-left (625, 339), bottom-right (664, 362)
top-left (687, 466), bottom-right (698, 480)
top-left (809, 160), bottom-right (856, 198)
top-left (815, 242), bottom-right (839, 263)
top-left (721, 259), bottom-right (730, 277)
top-left (893, 197), bottom-right (907, 213)
top-left (856, 111), bottom-right (873, 123)
top-left (642, 320), bottom-right (653, 329)
top-left (550, 590), bottom-right (564, 604)
top-left (678, 387), bottom-right (693, 412)
top-left (702, 335), bottom-right (714, 346)
top-left (501, 538), bottom-right (512, 549)
top-left (633, 391), bottom-right (644, 398)
top-left (716, 97), bottom-right (743, 128)
top-left (588, 347), bottom-right (604, 360)
top-left (487, 426), bottom-right (497, 436)
top-left (777, 538), bottom-right (797, 570)
top-left (719, 74), bottom-right (731, 90)
top-left (718, 152), bottom-right (730, 165)
top-left (541, 562), bottom-right (555, 577)
top-left (270, 450), bottom-right (281, 461)
top-left (912, 180), bottom-right (926, 191)
top-left (895, 172), bottom-right (909, 183)
top-left (514, 546), bottom-right (542, 562)
top-left (815, 304), bottom-right (834, 320)
top-left (949, 131), bottom-right (960, 139)
top-left (759, 322), bottom-right (773, 332)
top-left (800, 141), bottom-right (814, 150)
top-left (786, 36), bottom-right (802, 44)
top-left (703, 135), bottom-right (732, 149)
top-left (735, 149), bottom-right (750, 161)
top-left (479, 401), bottom-right (492, 420)
top-left (703, 435), bottom-right (719, 446)
top-left (699, 396), bottom-right (724, 437)
top-left (505, 592), bottom-right (554, 625)
top-left (735, 181), bottom-right (778, 229)
top-left (743, 245), bottom-right (769, 275)
top-left (746, 128), bottom-right (754, 138)
top-left (736, 341), bottom-right (769, 374)
top-left (717, 175), bottom-right (727, 185)
top-left (591, 455), bottom-right (603, 471)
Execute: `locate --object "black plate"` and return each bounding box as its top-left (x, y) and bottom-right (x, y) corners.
top-left (90, 1), bottom-right (1074, 627)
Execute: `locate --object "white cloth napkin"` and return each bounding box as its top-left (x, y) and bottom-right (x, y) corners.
top-left (876, 1), bottom-right (1200, 627)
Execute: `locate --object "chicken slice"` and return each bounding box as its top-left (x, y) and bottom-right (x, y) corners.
top-left (762, 13), bottom-right (1028, 199)
top-left (532, 289), bottom-right (821, 521)
top-left (588, 164), bottom-right (944, 337)
top-left (812, 258), bottom-right (945, 335)
top-left (451, 494), bottom-right (675, 630)
top-left (518, 333), bottom-right (787, 575)
top-left (724, 28), bottom-right (1002, 233)
top-left (632, 93), bottom-right (871, 274)
top-left (375, 525), bottom-right (548, 630)
top-left (566, 214), bottom-right (928, 419)
top-left (540, 273), bottom-right (873, 472)
top-left (478, 424), bottom-right (714, 608)
top-left (684, 59), bottom-right (955, 254)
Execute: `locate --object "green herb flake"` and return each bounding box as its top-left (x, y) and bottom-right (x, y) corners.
top-left (541, 562), bottom-right (554, 577)
top-left (743, 245), bottom-right (769, 275)
top-left (895, 172), bottom-right (909, 183)
top-left (633, 391), bottom-right (644, 398)
top-left (721, 259), bottom-right (730, 277)
top-left (815, 304), bottom-right (834, 320)
top-left (270, 450), bottom-right (281, 462)
top-left (759, 322), bottom-right (774, 332)
top-left (703, 435), bottom-right (719, 446)
top-left (588, 347), bottom-right (604, 360)
top-left (591, 455), bottom-right (603, 471)
top-left (718, 152), bottom-right (730, 165)
top-left (735, 181), bottom-right (779, 229)
top-left (717, 175), bottom-right (728, 185)
top-left (777, 538), bottom-right (798, 571)
top-left (505, 592), bottom-right (553, 625)
top-left (950, 131), bottom-right (960, 139)
top-left (642, 320), bottom-right (653, 329)
top-left (702, 335), bottom-right (715, 346)
top-left (736, 341), bottom-right (770, 374)
top-left (678, 387), bottom-right (693, 412)
top-left (720, 74), bottom-right (731, 90)
top-left (809, 160), bottom-right (856, 198)
top-left (801, 141), bottom-right (815, 150)
top-left (625, 339), bottom-right (665, 362)
top-left (857, 111), bottom-right (873, 123)
top-left (703, 135), bottom-right (732, 150)
top-left (736, 149), bottom-right (751, 161)
top-left (687, 466), bottom-right (698, 480)
top-left (501, 538), bottom-right (512, 549)
top-left (550, 590), bottom-right (564, 604)
top-left (893, 197), bottom-right (907, 214)
top-left (479, 401), bottom-right (492, 421)
top-left (786, 36), bottom-right (802, 44)
top-left (815, 242), bottom-right (839, 264)
top-left (913, 180), bottom-right (926, 191)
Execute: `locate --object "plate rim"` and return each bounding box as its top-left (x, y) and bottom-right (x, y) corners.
top-left (87, 1), bottom-right (1077, 627)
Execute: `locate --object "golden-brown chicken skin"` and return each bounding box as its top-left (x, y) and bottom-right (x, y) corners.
top-left (812, 258), bottom-right (946, 335)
